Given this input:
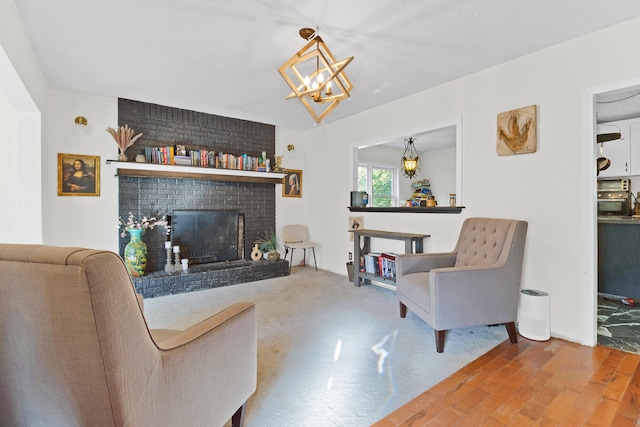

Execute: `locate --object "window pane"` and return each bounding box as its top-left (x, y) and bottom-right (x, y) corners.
top-left (372, 168), bottom-right (393, 207)
top-left (358, 166), bottom-right (368, 192)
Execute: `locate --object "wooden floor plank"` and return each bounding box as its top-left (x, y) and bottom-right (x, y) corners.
top-left (375, 338), bottom-right (640, 427)
top-left (616, 361), bottom-right (640, 420)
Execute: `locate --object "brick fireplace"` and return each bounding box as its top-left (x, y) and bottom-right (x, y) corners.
top-left (117, 99), bottom-right (288, 297)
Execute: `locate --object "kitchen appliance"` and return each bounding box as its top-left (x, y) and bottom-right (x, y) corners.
top-left (350, 191), bottom-right (368, 207)
top-left (597, 178), bottom-right (631, 216)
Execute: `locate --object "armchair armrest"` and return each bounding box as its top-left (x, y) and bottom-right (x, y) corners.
top-left (154, 302), bottom-right (255, 350)
top-left (396, 252), bottom-right (456, 276)
top-left (146, 302), bottom-right (257, 426)
top-left (429, 265), bottom-right (521, 330)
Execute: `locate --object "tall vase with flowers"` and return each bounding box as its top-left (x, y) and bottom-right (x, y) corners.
top-left (107, 124), bottom-right (144, 162)
top-left (118, 212), bottom-right (169, 277)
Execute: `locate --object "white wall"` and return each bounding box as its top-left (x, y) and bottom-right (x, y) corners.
top-left (0, 89), bottom-right (19, 241)
top-left (420, 146), bottom-right (456, 204)
top-left (45, 90), bottom-right (118, 250)
top-left (275, 127), bottom-right (308, 265)
top-left (290, 17), bottom-right (640, 347)
top-left (0, 0), bottom-right (46, 244)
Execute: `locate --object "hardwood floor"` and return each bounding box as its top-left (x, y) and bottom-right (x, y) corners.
top-left (373, 337), bottom-right (640, 426)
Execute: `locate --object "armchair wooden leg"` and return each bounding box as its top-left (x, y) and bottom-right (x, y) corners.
top-left (399, 302), bottom-right (407, 318)
top-left (231, 401), bottom-right (248, 427)
top-left (505, 322), bottom-right (518, 344)
top-left (435, 330), bottom-right (445, 353)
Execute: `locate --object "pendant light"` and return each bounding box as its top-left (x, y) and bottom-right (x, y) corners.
top-left (278, 27), bottom-right (354, 123)
top-left (402, 137), bottom-right (420, 179)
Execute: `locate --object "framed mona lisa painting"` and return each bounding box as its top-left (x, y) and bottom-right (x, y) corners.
top-left (282, 169), bottom-right (302, 198)
top-left (58, 153), bottom-right (100, 196)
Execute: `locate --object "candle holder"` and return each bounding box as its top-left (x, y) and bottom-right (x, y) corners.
top-left (173, 246), bottom-right (181, 272)
top-left (164, 247), bottom-right (174, 273)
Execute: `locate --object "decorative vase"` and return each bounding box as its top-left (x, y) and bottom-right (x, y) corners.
top-left (118, 149), bottom-right (128, 162)
top-left (266, 250), bottom-right (280, 262)
top-left (124, 228), bottom-right (147, 277)
top-left (251, 243), bottom-right (263, 261)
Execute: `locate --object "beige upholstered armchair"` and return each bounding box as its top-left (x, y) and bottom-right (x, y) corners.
top-left (0, 244), bottom-right (256, 427)
top-left (395, 218), bottom-right (528, 353)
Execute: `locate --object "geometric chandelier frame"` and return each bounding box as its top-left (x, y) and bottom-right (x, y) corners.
top-left (278, 28), bottom-right (354, 123)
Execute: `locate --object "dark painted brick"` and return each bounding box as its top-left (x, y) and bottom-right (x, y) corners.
top-left (132, 260), bottom-right (289, 298)
top-left (118, 99), bottom-right (279, 289)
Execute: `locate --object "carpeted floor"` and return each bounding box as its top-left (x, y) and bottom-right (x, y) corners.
top-left (143, 266), bottom-right (509, 427)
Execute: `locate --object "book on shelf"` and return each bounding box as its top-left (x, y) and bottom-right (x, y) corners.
top-left (144, 146), bottom-right (175, 165)
top-left (364, 252), bottom-right (381, 275)
top-left (141, 145), bottom-right (273, 173)
top-left (362, 252), bottom-right (397, 279)
top-left (174, 155), bottom-right (191, 166)
top-left (380, 252), bottom-right (397, 279)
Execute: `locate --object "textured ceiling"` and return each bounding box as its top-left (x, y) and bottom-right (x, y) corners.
top-left (14, 0), bottom-right (640, 131)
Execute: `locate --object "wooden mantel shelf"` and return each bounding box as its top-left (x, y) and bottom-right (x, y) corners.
top-left (105, 160), bottom-right (287, 184)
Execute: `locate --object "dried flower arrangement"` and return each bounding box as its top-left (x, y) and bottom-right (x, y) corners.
top-left (106, 124), bottom-right (143, 161)
top-left (118, 212), bottom-right (170, 238)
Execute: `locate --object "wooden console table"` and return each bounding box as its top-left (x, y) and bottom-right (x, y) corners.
top-left (352, 229), bottom-right (430, 289)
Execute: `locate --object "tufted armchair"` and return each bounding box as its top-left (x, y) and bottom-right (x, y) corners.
top-left (395, 218), bottom-right (528, 352)
top-left (0, 244), bottom-right (256, 426)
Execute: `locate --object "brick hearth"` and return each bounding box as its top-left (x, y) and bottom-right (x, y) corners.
top-left (132, 259), bottom-right (289, 298)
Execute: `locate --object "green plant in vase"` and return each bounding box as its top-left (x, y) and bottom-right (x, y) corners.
top-left (256, 230), bottom-right (281, 262)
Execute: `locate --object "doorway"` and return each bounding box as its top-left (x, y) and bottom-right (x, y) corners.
top-left (593, 82), bottom-right (640, 353)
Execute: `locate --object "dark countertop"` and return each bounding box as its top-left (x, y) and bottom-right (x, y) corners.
top-left (598, 215), bottom-right (640, 224)
top-left (348, 206), bottom-right (464, 213)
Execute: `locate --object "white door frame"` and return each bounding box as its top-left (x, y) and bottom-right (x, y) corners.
top-left (585, 77), bottom-right (640, 346)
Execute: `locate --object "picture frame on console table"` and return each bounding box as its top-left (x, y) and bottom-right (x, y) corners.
top-left (57, 153), bottom-right (100, 197)
top-left (282, 169), bottom-right (302, 198)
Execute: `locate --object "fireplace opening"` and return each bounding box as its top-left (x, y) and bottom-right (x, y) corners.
top-left (169, 210), bottom-right (245, 265)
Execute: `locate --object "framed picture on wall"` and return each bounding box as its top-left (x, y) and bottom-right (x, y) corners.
top-left (57, 153), bottom-right (100, 196)
top-left (282, 169), bottom-right (302, 198)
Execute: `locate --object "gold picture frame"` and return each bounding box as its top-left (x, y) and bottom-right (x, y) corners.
top-left (58, 153), bottom-right (100, 196)
top-left (282, 169), bottom-right (302, 198)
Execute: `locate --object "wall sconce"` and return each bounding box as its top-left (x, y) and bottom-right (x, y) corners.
top-left (402, 137), bottom-right (420, 179)
top-left (278, 27), bottom-right (354, 123)
top-left (73, 116), bottom-right (90, 136)
top-left (287, 144), bottom-right (295, 151)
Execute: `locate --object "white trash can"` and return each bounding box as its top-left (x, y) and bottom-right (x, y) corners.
top-left (518, 289), bottom-right (550, 341)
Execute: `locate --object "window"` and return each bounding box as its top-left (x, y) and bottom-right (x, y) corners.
top-left (358, 164), bottom-right (398, 207)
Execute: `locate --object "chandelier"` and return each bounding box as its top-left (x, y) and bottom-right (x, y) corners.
top-left (278, 27), bottom-right (354, 123)
top-left (402, 137), bottom-right (420, 179)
